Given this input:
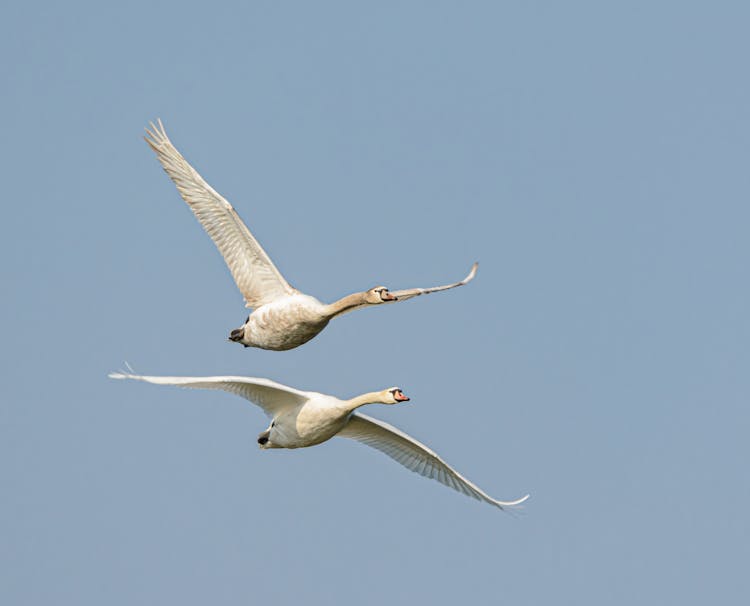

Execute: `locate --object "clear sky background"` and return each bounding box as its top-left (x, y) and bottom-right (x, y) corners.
top-left (2, 1), bottom-right (749, 604)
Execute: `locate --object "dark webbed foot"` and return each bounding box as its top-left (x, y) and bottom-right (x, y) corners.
top-left (257, 429), bottom-right (270, 446)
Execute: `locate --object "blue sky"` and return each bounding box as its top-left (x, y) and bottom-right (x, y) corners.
top-left (2, 1), bottom-right (749, 604)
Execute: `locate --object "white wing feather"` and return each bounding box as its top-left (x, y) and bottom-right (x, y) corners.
top-left (109, 372), bottom-right (309, 418)
top-left (144, 120), bottom-right (296, 308)
top-left (388, 262), bottom-right (478, 302)
top-left (338, 413), bottom-right (529, 510)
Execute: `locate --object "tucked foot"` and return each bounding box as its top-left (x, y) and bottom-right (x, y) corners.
top-left (257, 429), bottom-right (270, 446)
top-left (229, 327), bottom-right (245, 343)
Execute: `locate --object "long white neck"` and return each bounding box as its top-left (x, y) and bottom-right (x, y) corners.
top-left (345, 391), bottom-right (385, 413)
top-left (324, 291), bottom-right (369, 319)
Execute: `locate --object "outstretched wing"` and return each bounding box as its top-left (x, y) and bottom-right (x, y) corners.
top-left (338, 412), bottom-right (529, 510)
top-left (109, 372), bottom-right (309, 418)
top-left (144, 120), bottom-right (296, 308)
top-left (388, 262), bottom-right (478, 302)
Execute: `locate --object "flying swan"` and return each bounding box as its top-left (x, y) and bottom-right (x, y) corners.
top-left (110, 371), bottom-right (529, 510)
top-left (144, 120), bottom-right (477, 351)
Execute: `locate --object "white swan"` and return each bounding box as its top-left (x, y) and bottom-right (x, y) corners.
top-left (144, 120), bottom-right (478, 351)
top-left (110, 371), bottom-right (529, 510)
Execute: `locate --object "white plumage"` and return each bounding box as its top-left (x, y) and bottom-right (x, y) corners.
top-left (144, 120), bottom-right (477, 350)
top-left (110, 371), bottom-right (529, 511)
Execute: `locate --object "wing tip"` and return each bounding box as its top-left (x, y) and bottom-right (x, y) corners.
top-left (144, 118), bottom-right (168, 149)
top-left (109, 371), bottom-right (137, 381)
top-left (109, 362), bottom-right (137, 381)
top-left (495, 493), bottom-right (530, 510)
top-left (463, 262), bottom-right (479, 284)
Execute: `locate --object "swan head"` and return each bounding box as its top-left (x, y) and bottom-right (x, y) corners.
top-left (382, 387), bottom-right (410, 404)
top-left (365, 286), bottom-right (397, 304)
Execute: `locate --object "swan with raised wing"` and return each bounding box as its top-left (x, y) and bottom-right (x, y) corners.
top-left (144, 120), bottom-right (477, 351)
top-left (110, 371), bottom-right (528, 510)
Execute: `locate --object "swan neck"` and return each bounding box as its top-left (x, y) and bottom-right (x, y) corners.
top-left (346, 391), bottom-right (384, 412)
top-left (326, 292), bottom-right (368, 318)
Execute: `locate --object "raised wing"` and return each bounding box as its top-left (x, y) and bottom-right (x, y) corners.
top-left (338, 412), bottom-right (529, 510)
top-left (388, 262), bottom-right (478, 303)
top-left (109, 372), bottom-right (309, 418)
top-left (145, 120), bottom-right (296, 308)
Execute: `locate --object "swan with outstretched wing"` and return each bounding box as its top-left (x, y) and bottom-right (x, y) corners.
top-left (110, 371), bottom-right (528, 510)
top-left (144, 120), bottom-right (477, 351)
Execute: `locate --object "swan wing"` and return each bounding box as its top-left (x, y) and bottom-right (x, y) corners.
top-left (109, 372), bottom-right (309, 418)
top-left (388, 262), bottom-right (478, 303)
top-left (337, 412), bottom-right (529, 510)
top-left (144, 120), bottom-right (296, 308)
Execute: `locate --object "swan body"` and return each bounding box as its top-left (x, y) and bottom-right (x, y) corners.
top-left (240, 294), bottom-right (330, 351)
top-left (145, 120), bottom-right (477, 351)
top-left (110, 371), bottom-right (529, 510)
